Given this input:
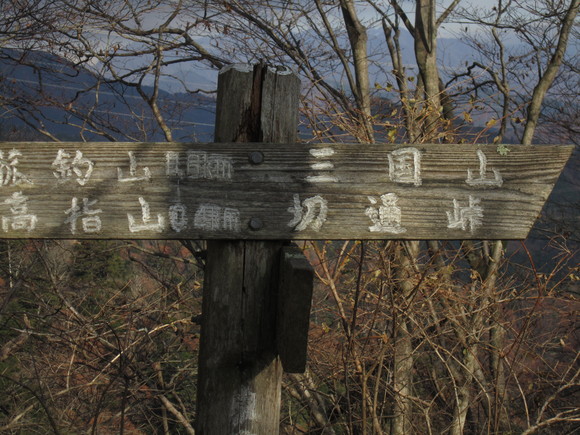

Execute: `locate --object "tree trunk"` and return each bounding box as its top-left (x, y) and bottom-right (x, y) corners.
top-left (339, 0), bottom-right (374, 142)
top-left (521, 0), bottom-right (579, 145)
top-left (414, 0), bottom-right (440, 106)
top-left (391, 241), bottom-right (419, 435)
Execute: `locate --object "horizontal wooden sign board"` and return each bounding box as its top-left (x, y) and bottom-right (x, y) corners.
top-left (0, 142), bottom-right (572, 240)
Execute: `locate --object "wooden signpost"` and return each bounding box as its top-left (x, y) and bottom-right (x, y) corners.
top-left (0, 63), bottom-right (573, 434)
top-left (0, 142), bottom-right (571, 240)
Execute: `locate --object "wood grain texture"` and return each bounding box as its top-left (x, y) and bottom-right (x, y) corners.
top-left (0, 142), bottom-right (572, 240)
top-left (197, 240), bottom-right (283, 434)
top-left (196, 64), bottom-right (300, 434)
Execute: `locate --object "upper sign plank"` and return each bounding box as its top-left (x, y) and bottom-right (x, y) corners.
top-left (0, 142), bottom-right (572, 240)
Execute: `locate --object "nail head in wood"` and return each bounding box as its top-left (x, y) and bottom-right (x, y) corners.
top-left (249, 151), bottom-right (264, 164)
top-left (249, 217), bottom-right (264, 231)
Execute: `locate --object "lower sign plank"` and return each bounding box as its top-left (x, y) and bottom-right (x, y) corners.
top-left (0, 142), bottom-right (572, 240)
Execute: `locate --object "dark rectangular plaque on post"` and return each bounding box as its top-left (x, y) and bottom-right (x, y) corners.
top-left (277, 245), bottom-right (314, 373)
top-left (0, 142), bottom-right (572, 240)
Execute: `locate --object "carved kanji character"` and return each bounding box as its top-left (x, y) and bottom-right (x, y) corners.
top-left (2, 192), bottom-right (37, 232)
top-left (287, 194), bottom-right (328, 232)
top-left (118, 152), bottom-right (151, 182)
top-left (366, 193), bottom-right (406, 233)
top-left (52, 150), bottom-right (94, 185)
top-left (0, 150), bottom-right (32, 186)
top-left (466, 149), bottom-right (503, 187)
top-left (64, 197), bottom-right (102, 234)
top-left (447, 196), bottom-right (484, 233)
top-left (388, 147), bottom-right (422, 186)
top-left (127, 197), bottom-right (165, 232)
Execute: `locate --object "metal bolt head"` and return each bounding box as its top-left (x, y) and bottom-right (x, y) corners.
top-left (249, 217), bottom-right (263, 231)
top-left (249, 151), bottom-right (264, 165)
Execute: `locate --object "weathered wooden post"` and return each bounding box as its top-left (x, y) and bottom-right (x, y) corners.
top-left (195, 63), bottom-right (301, 434)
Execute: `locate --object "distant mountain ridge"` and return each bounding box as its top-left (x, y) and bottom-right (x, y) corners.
top-left (0, 48), bottom-right (216, 142)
